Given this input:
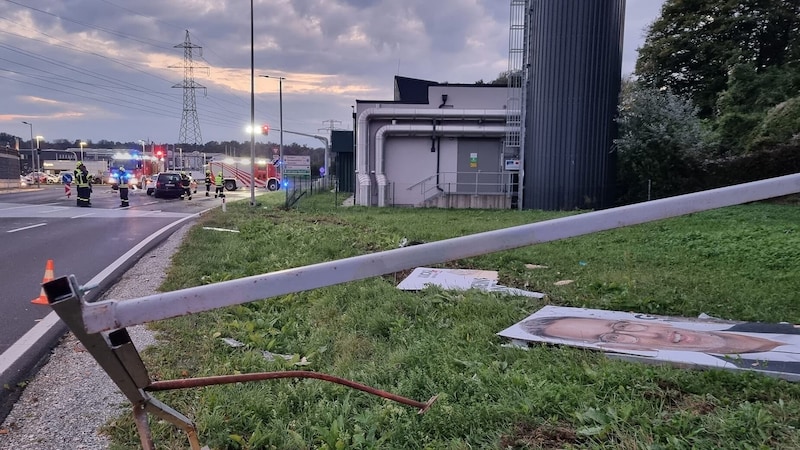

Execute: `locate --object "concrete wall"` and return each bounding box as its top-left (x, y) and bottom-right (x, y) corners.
top-left (0, 148), bottom-right (21, 189)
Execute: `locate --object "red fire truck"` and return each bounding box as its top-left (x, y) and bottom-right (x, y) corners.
top-left (208, 158), bottom-right (281, 191)
top-left (107, 151), bottom-right (159, 189)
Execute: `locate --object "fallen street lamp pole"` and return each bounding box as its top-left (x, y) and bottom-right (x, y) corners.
top-left (75, 172), bottom-right (800, 335)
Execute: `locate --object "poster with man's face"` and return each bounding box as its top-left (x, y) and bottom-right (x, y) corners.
top-left (498, 306), bottom-right (800, 380)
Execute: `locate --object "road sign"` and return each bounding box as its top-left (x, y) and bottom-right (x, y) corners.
top-left (283, 169), bottom-right (311, 176)
top-left (283, 155), bottom-right (311, 177)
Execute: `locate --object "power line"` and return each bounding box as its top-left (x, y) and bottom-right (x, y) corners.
top-left (5, 0), bottom-right (174, 49)
top-left (1, 1), bottom-right (262, 141)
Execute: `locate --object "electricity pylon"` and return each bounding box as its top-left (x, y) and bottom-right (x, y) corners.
top-left (171, 30), bottom-right (207, 146)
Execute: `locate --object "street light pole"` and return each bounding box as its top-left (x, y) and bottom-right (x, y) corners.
top-left (259, 74), bottom-right (285, 206)
top-left (35, 136), bottom-right (43, 177)
top-left (21, 121), bottom-right (39, 188)
top-left (249, 0), bottom-right (256, 207)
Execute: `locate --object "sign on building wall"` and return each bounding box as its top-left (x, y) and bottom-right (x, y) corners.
top-left (469, 152), bottom-right (478, 168)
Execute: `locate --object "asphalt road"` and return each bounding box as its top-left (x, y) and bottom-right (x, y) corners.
top-left (0, 182), bottom-right (244, 421)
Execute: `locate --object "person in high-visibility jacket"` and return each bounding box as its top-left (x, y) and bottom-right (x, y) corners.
top-left (73, 161), bottom-right (91, 207)
top-left (118, 166), bottom-right (131, 207)
top-left (204, 170), bottom-right (213, 197)
top-left (214, 171), bottom-right (225, 198)
top-left (180, 171), bottom-right (192, 200)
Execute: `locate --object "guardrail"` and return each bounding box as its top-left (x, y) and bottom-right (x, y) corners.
top-left (43, 172), bottom-right (800, 448)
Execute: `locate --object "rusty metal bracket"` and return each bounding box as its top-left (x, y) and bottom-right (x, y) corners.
top-left (43, 274), bottom-right (437, 449)
top-left (44, 275), bottom-right (203, 450)
top-left (146, 372), bottom-right (439, 414)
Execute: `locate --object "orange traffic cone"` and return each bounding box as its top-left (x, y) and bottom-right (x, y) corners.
top-left (31, 259), bottom-right (55, 305)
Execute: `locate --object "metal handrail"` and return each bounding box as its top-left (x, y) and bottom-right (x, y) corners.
top-left (403, 171), bottom-right (519, 205)
top-left (406, 173), bottom-right (439, 191)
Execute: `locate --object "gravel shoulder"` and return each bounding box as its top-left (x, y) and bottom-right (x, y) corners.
top-left (0, 223), bottom-right (193, 450)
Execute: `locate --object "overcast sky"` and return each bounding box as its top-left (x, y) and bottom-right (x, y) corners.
top-left (1, 0), bottom-right (664, 149)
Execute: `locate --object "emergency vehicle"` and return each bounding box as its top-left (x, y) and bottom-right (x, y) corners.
top-left (107, 152), bottom-right (159, 189)
top-left (208, 158), bottom-right (281, 191)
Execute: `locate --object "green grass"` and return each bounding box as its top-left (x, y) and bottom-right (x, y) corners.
top-left (105, 192), bottom-right (800, 449)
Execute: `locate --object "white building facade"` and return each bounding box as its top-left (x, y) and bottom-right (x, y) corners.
top-left (355, 77), bottom-right (518, 208)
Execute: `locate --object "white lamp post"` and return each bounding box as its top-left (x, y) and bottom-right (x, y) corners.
top-left (21, 121), bottom-right (39, 188)
top-left (35, 135), bottom-right (43, 179)
top-left (79, 141), bottom-right (86, 161)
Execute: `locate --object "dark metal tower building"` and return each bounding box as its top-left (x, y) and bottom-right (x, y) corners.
top-left (172, 30), bottom-right (206, 146)
top-left (523, 0), bottom-right (625, 210)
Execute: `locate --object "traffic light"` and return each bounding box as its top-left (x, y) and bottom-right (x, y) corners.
top-left (261, 124), bottom-right (270, 135)
top-left (156, 150), bottom-right (163, 157)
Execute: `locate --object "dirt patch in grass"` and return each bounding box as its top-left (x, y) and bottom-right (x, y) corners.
top-left (766, 194), bottom-right (800, 205)
top-left (676, 395), bottom-right (717, 415)
top-left (499, 422), bottom-right (581, 449)
top-left (645, 379), bottom-right (717, 416)
top-left (301, 215), bottom-right (352, 226)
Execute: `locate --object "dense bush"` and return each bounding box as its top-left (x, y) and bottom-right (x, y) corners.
top-left (748, 96), bottom-right (800, 151)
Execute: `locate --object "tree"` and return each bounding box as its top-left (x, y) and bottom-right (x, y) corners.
top-left (713, 61), bottom-right (800, 154)
top-left (748, 96), bottom-right (800, 150)
top-left (488, 70), bottom-right (522, 86)
top-left (636, 0), bottom-right (800, 118)
top-left (0, 132), bottom-right (19, 149)
top-left (614, 79), bottom-right (713, 203)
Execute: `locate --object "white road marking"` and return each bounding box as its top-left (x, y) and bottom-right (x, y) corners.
top-left (7, 223), bottom-right (46, 233)
top-left (0, 204), bottom-right (42, 211)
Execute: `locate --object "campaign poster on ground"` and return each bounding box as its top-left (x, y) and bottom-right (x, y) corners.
top-left (397, 267), bottom-right (545, 298)
top-left (498, 306), bottom-right (800, 379)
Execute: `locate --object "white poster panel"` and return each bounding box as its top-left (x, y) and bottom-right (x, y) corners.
top-left (498, 306), bottom-right (800, 378)
top-left (397, 267), bottom-right (545, 298)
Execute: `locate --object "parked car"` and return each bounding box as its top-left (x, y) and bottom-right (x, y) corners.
top-left (145, 175), bottom-right (157, 196)
top-left (152, 172), bottom-right (185, 199)
top-left (23, 171), bottom-right (53, 184)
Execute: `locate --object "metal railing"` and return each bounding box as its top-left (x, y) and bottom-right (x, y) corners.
top-left (283, 175), bottom-right (336, 207)
top-left (42, 172), bottom-right (800, 448)
top-left (397, 171), bottom-right (518, 206)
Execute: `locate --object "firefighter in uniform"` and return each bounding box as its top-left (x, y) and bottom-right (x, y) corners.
top-left (214, 171), bottom-right (225, 198)
top-left (180, 171), bottom-right (192, 200)
top-left (87, 172), bottom-right (93, 205)
top-left (204, 170), bottom-right (213, 196)
top-left (118, 166), bottom-right (131, 207)
top-left (74, 161), bottom-right (91, 207)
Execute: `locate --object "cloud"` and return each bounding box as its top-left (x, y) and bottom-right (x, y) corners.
top-left (0, 0), bottom-right (664, 146)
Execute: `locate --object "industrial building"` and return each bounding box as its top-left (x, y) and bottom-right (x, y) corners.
top-left (354, 0), bottom-right (625, 211)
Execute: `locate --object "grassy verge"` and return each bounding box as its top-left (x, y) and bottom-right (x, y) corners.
top-left (106, 192), bottom-right (800, 449)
